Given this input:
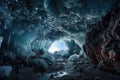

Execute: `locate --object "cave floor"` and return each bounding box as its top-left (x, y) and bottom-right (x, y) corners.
top-left (49, 64), bottom-right (120, 80)
top-left (17, 59), bottom-right (120, 80)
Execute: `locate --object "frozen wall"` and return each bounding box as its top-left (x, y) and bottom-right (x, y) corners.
top-left (0, 0), bottom-right (117, 58)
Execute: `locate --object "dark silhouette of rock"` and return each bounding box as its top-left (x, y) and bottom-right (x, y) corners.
top-left (84, 0), bottom-right (120, 73)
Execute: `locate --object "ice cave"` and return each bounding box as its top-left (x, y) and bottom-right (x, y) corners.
top-left (0, 0), bottom-right (120, 80)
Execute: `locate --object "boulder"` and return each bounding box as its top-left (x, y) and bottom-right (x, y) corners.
top-left (42, 53), bottom-right (55, 63)
top-left (30, 58), bottom-right (48, 73)
top-left (0, 66), bottom-right (12, 78)
top-left (68, 54), bottom-right (80, 62)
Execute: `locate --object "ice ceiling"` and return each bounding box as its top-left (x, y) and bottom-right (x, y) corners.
top-left (0, 0), bottom-right (117, 57)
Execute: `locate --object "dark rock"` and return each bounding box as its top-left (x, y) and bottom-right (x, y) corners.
top-left (42, 53), bottom-right (55, 63)
top-left (65, 40), bottom-right (81, 56)
top-left (0, 66), bottom-right (12, 78)
top-left (84, 0), bottom-right (120, 73)
top-left (30, 58), bottom-right (48, 73)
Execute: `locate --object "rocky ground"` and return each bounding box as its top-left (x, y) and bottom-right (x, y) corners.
top-left (0, 54), bottom-right (120, 80)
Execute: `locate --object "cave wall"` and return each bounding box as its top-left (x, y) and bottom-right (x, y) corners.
top-left (84, 1), bottom-right (120, 72)
top-left (65, 40), bottom-right (81, 55)
top-left (0, 0), bottom-right (117, 59)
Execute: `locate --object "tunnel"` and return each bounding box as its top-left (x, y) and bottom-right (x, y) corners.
top-left (0, 0), bottom-right (120, 80)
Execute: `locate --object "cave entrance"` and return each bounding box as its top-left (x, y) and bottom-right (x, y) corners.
top-left (48, 39), bottom-right (68, 54)
top-left (47, 39), bottom-right (82, 60)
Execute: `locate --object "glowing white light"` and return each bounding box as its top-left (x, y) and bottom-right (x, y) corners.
top-left (48, 40), bottom-right (68, 53)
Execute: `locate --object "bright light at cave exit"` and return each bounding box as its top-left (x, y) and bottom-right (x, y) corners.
top-left (48, 40), bottom-right (68, 53)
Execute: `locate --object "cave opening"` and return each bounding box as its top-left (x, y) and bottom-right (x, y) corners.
top-left (48, 39), bottom-right (68, 54)
top-left (46, 39), bottom-right (82, 60)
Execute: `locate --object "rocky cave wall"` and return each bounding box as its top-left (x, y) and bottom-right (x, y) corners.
top-left (84, 0), bottom-right (120, 73)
